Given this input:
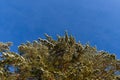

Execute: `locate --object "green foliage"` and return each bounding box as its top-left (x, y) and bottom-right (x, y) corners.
top-left (0, 33), bottom-right (120, 80)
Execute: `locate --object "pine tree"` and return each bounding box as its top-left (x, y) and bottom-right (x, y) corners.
top-left (0, 33), bottom-right (120, 80)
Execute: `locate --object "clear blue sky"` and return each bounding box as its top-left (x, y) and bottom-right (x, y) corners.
top-left (0, 0), bottom-right (120, 58)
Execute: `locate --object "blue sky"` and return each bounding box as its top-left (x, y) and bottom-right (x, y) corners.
top-left (0, 0), bottom-right (120, 58)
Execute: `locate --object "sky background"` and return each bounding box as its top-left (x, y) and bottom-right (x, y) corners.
top-left (0, 0), bottom-right (120, 59)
